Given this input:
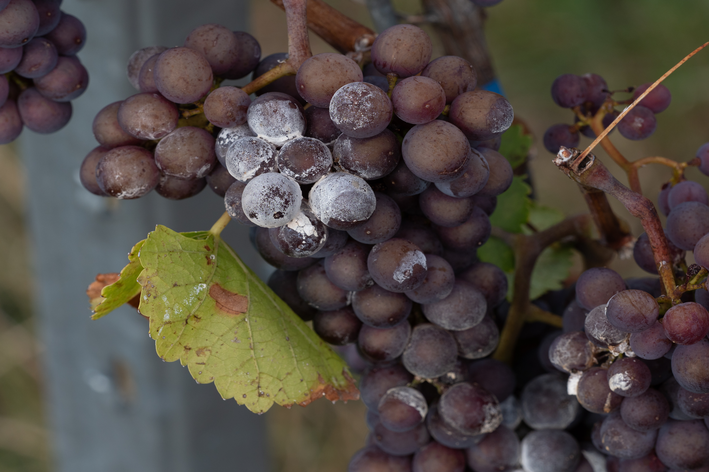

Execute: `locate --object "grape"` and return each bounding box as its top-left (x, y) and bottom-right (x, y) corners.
top-left (33, 0), bottom-right (61, 37)
top-left (224, 181), bottom-right (254, 226)
top-left (324, 240), bottom-right (372, 292)
top-left (252, 227), bottom-right (316, 271)
top-left (367, 238), bottom-right (427, 293)
top-left (421, 56), bottom-right (477, 104)
top-left (309, 172), bottom-right (376, 230)
top-left (499, 395), bottom-right (522, 430)
top-left (184, 25), bottom-right (260, 79)
top-left (225, 137), bottom-right (278, 182)
top-left (617, 452), bottom-right (668, 472)
top-left (95, 146), bottom-right (160, 199)
top-left (154, 126), bottom-right (216, 179)
top-left (373, 421), bottom-right (430, 456)
top-left (126, 46), bottom-right (167, 90)
top-left (252, 53), bottom-right (302, 103)
top-left (458, 262), bottom-right (508, 308)
top-left (697, 142), bottom-right (709, 177)
top-left (538, 331), bottom-right (561, 373)
top-left (668, 180), bottom-right (709, 211)
top-left (404, 254), bottom-right (455, 304)
top-left (247, 91), bottom-right (307, 146)
top-left (333, 129), bottom-right (401, 181)
top-left (439, 382), bottom-right (501, 436)
top-left (599, 411), bottom-right (656, 460)
top-left (304, 106), bottom-right (341, 144)
top-left (394, 221), bottom-right (443, 256)
top-left (423, 279), bottom-right (486, 331)
top-left (543, 124), bottom-right (580, 154)
top-left (137, 54), bottom-right (159, 93)
top-left (582, 73), bottom-right (609, 107)
top-left (382, 160), bottom-right (430, 196)
top-left (358, 321), bottom-right (411, 363)
top-left (377, 386), bottom-right (427, 432)
top-left (17, 86), bottom-right (71, 133)
top-left (465, 425), bottom-right (519, 472)
top-left (629, 321), bottom-right (673, 360)
top-left (618, 106), bottom-right (656, 140)
top-left (268, 203), bottom-right (328, 257)
top-left (576, 367), bottom-right (623, 413)
top-left (295, 53), bottom-right (363, 108)
top-left (695, 233), bottom-right (709, 269)
top-left (15, 37), bottom-right (57, 78)
top-left (155, 175), bottom-right (206, 200)
top-left (402, 323), bottom-right (457, 378)
top-left (666, 201), bottom-right (709, 250)
top-left (605, 289), bottom-right (659, 333)
top-left (655, 420), bottom-right (709, 470)
top-left (632, 82), bottom-right (672, 114)
top-left (662, 302), bottom-right (709, 345)
top-left (360, 363), bottom-right (413, 410)
top-left (413, 441), bottom-right (465, 472)
top-left (677, 387), bottom-right (709, 418)
top-left (451, 314), bottom-right (499, 359)
top-left (425, 402), bottom-right (484, 449)
top-left (296, 260), bottom-right (350, 311)
top-left (44, 12), bottom-right (85, 56)
top-left (348, 193), bottom-right (401, 245)
top-left (215, 124), bottom-right (255, 167)
top-left (440, 248), bottom-right (479, 274)
top-left (0, 0), bottom-right (38, 48)
top-left (312, 307), bottom-right (361, 345)
top-left (117, 92), bottom-right (179, 140)
top-left (437, 357), bottom-right (471, 386)
top-left (619, 387), bottom-right (669, 432)
top-left (0, 45), bottom-right (22, 73)
top-left (419, 186), bottom-right (476, 228)
top-left (277, 137), bottom-right (332, 184)
top-left (658, 182), bottom-right (672, 216)
top-left (370, 24), bottom-right (432, 78)
top-left (449, 90), bottom-right (514, 141)
top-left (607, 357), bottom-right (651, 397)
top-left (154, 47), bottom-right (213, 104)
top-left (475, 148), bottom-right (513, 197)
top-left (435, 206), bottom-right (491, 251)
top-left (241, 172), bottom-right (302, 228)
top-left (661, 376), bottom-right (695, 420)
top-left (521, 430), bottom-right (580, 472)
top-left (585, 304), bottom-right (628, 347)
top-left (92, 101), bottom-right (143, 149)
top-left (348, 445), bottom-right (412, 472)
top-left (672, 338), bottom-right (709, 393)
top-left (203, 86), bottom-right (250, 128)
top-left (562, 300), bottom-right (587, 333)
top-left (329, 82), bottom-right (393, 139)
top-left (267, 270), bottom-right (317, 321)
top-left (364, 75), bottom-right (388, 92)
top-left (434, 149), bottom-right (490, 198)
top-left (575, 267), bottom-right (626, 310)
top-left (391, 76), bottom-right (446, 125)
top-left (79, 146), bottom-right (109, 196)
top-left (0, 99), bottom-right (21, 143)
top-left (352, 283), bottom-right (411, 328)
top-left (468, 359), bottom-right (516, 402)
top-left (521, 373), bottom-right (579, 429)
top-left (33, 55), bottom-right (88, 101)
top-left (551, 74), bottom-right (589, 108)
top-left (633, 231), bottom-right (684, 274)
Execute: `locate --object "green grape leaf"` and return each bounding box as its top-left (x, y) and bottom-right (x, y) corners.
top-left (489, 176), bottom-right (533, 233)
top-left (136, 225), bottom-right (358, 414)
top-left (90, 240), bottom-right (145, 320)
top-left (478, 237), bottom-right (515, 272)
top-left (506, 244), bottom-right (575, 302)
top-left (524, 202), bottom-right (566, 234)
top-left (498, 124), bottom-right (532, 169)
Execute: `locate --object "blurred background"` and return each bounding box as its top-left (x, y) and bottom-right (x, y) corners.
top-left (0, 0), bottom-right (708, 470)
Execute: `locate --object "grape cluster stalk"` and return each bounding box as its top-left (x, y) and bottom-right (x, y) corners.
top-left (74, 0), bottom-right (709, 469)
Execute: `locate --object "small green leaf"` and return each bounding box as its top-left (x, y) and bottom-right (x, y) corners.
top-left (525, 202), bottom-right (566, 234)
top-left (507, 244), bottom-right (575, 301)
top-left (489, 176), bottom-right (533, 233)
top-left (478, 237), bottom-right (515, 272)
top-left (137, 225), bottom-right (358, 414)
top-left (498, 124), bottom-right (532, 169)
top-left (91, 240), bottom-right (145, 320)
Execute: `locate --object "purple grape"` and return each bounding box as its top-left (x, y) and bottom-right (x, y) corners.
top-left (548, 330), bottom-right (596, 373)
top-left (672, 338), bottom-right (709, 393)
top-left (154, 47), bottom-right (213, 104)
top-left (618, 106), bottom-right (656, 140)
top-left (295, 53), bottom-right (363, 108)
top-left (413, 441), bottom-right (465, 472)
top-left (92, 101), bottom-right (143, 149)
top-left (606, 289), bottom-right (659, 333)
top-left (184, 25), bottom-right (260, 79)
top-left (448, 90), bottom-right (514, 141)
top-left (599, 411), bottom-right (657, 460)
top-left (668, 180), bottom-right (709, 210)
top-left (324, 240), bottom-right (372, 292)
top-left (421, 56), bottom-right (477, 104)
top-left (662, 302), bottom-right (709, 345)
top-left (0, 45), bottom-right (22, 73)
top-left (629, 321), bottom-right (672, 360)
top-left (521, 373), bottom-right (579, 430)
top-left (655, 419), bottom-right (709, 470)
top-left (666, 201), bottom-right (709, 250)
top-left (358, 321), bottom-right (411, 364)
top-left (404, 254), bottom-right (455, 305)
top-left (203, 86), bottom-right (250, 128)
top-left (0, 98), bottom-right (21, 143)
top-left (434, 148), bottom-right (490, 198)
top-left (383, 159), bottom-right (430, 196)
top-left (348, 445), bottom-right (412, 472)
top-left (696, 142), bottom-right (709, 177)
top-left (267, 270), bottom-right (317, 321)
top-left (155, 175), bottom-right (206, 200)
top-left (402, 323), bottom-right (457, 378)
top-left (248, 92), bottom-right (306, 146)
top-left (33, 0), bottom-right (61, 37)
top-left (520, 430), bottom-right (580, 472)
top-left (465, 425), bottom-right (519, 472)
top-left (0, 0), bottom-right (39, 48)
top-left (351, 283), bottom-right (411, 329)
top-left (329, 82), bottom-right (392, 139)
top-left (435, 206), bottom-right (491, 251)
top-left (632, 82), bottom-right (672, 114)
top-left (391, 76), bottom-right (446, 125)
top-left (268, 203), bottom-right (328, 257)
top-left (371, 24), bottom-right (432, 78)
top-left (475, 148), bottom-right (513, 197)
top-left (33, 55), bottom-right (88, 101)
top-left (296, 260), bottom-right (349, 311)
top-left (16, 86), bottom-right (71, 133)
top-left (576, 367), bottom-right (623, 414)
top-left (582, 73), bottom-right (609, 107)
top-left (360, 363), bottom-right (413, 410)
top-left (377, 386), bottom-right (427, 432)
top-left (44, 12), bottom-right (85, 55)
top-left (252, 227), bottom-right (315, 271)
top-left (632, 231), bottom-right (684, 275)
top-left (304, 106), bottom-right (341, 144)
top-left (126, 46), bottom-right (167, 90)
top-left (309, 172), bottom-right (377, 230)
top-left (575, 267), bottom-right (626, 310)
top-left (543, 124), bottom-right (580, 154)
top-left (333, 129), bottom-right (401, 181)
top-left (14, 37), bottom-right (57, 78)
top-left (225, 137), bottom-right (278, 182)
top-left (607, 357), bottom-right (651, 397)
top-left (551, 74), bottom-right (588, 108)
top-left (312, 307), bottom-right (361, 345)
top-left (95, 146), bottom-right (160, 199)
top-left (79, 146), bottom-right (109, 196)
top-left (439, 382), bottom-right (501, 435)
top-left (423, 279), bottom-right (486, 331)
top-left (223, 181), bottom-right (254, 227)
top-left (117, 92), bottom-right (179, 140)
top-left (154, 126), bottom-right (216, 179)
top-left (619, 387), bottom-right (669, 432)
top-left (451, 314), bottom-right (499, 360)
top-left (373, 421), bottom-right (430, 456)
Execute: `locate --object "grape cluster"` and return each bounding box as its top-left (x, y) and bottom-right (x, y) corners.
top-left (0, 0), bottom-right (88, 144)
top-left (543, 72), bottom-right (673, 154)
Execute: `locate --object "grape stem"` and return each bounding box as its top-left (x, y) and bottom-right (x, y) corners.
top-left (209, 211), bottom-right (231, 237)
top-left (241, 62), bottom-right (294, 96)
top-left (493, 214), bottom-right (594, 364)
top-left (282, 0), bottom-right (313, 71)
top-left (526, 305), bottom-right (563, 328)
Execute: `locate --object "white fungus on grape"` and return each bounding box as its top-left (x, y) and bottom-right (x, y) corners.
top-left (247, 93), bottom-right (306, 147)
top-left (225, 137), bottom-right (278, 182)
top-left (329, 82), bottom-right (392, 139)
top-left (270, 203), bottom-right (328, 257)
top-left (379, 386), bottom-right (428, 420)
top-left (277, 137), bottom-right (333, 184)
top-left (241, 173), bottom-right (302, 228)
top-left (308, 172), bottom-right (376, 229)
top-left (215, 123), bottom-right (255, 166)
top-left (393, 250), bottom-right (427, 284)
